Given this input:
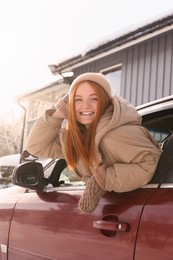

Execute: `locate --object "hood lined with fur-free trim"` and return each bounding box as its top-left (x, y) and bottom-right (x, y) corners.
top-left (94, 95), bottom-right (141, 161)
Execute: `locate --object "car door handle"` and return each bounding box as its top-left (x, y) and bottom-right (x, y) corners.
top-left (93, 220), bottom-right (130, 232)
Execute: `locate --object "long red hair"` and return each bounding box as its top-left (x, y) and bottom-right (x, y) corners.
top-left (65, 80), bottom-right (111, 170)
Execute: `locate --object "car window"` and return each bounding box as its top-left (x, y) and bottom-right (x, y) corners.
top-left (43, 161), bottom-right (85, 191)
top-left (163, 161), bottom-right (173, 183)
top-left (140, 109), bottom-right (173, 185)
top-left (141, 110), bottom-right (173, 148)
top-left (59, 167), bottom-right (82, 183)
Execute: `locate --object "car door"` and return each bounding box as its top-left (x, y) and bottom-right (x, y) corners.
top-left (135, 187), bottom-right (173, 260)
top-left (0, 186), bottom-right (26, 260)
top-left (135, 135), bottom-right (173, 260)
top-left (8, 177), bottom-right (158, 260)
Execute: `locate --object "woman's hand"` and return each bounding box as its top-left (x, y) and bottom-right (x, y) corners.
top-left (53, 93), bottom-right (69, 119)
top-left (93, 164), bottom-right (106, 190)
top-left (62, 92), bottom-right (69, 104)
top-left (78, 176), bottom-right (105, 213)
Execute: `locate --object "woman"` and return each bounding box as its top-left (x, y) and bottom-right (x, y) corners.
top-left (24, 72), bottom-right (162, 213)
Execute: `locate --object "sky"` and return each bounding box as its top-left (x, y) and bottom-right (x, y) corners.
top-left (0, 0), bottom-right (173, 116)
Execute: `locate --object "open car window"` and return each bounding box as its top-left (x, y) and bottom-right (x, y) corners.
top-left (58, 167), bottom-right (85, 187)
top-left (43, 161), bottom-right (85, 192)
top-left (140, 109), bottom-right (173, 148)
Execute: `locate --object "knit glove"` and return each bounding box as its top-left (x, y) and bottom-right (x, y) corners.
top-left (93, 164), bottom-right (106, 190)
top-left (78, 176), bottom-right (106, 213)
top-left (62, 92), bottom-right (69, 103)
top-left (55, 93), bottom-right (69, 118)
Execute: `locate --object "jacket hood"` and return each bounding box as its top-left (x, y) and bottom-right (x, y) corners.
top-left (95, 96), bottom-right (141, 150)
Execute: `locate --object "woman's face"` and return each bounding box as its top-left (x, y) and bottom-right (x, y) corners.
top-left (74, 82), bottom-right (98, 128)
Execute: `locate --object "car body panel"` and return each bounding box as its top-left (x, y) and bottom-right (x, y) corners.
top-left (0, 186), bottom-right (26, 260)
top-left (135, 188), bottom-right (173, 260)
top-left (8, 188), bottom-right (157, 260)
top-left (135, 149), bottom-right (173, 260)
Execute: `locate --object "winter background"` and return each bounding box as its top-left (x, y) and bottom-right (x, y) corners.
top-left (0, 0), bottom-right (173, 116)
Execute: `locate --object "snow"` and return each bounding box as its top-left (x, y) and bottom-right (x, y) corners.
top-left (82, 8), bottom-right (173, 56)
top-left (55, 8), bottom-right (173, 64)
top-left (0, 154), bottom-right (20, 167)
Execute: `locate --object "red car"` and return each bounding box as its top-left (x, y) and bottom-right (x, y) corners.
top-left (1, 95), bottom-right (173, 260)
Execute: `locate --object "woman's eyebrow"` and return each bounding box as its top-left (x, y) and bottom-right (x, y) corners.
top-left (75, 93), bottom-right (97, 97)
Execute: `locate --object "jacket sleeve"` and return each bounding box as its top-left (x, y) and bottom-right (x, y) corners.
top-left (94, 159), bottom-right (159, 192)
top-left (94, 125), bottom-right (162, 192)
top-left (24, 109), bottom-right (66, 159)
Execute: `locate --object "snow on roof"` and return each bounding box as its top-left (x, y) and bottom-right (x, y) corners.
top-left (82, 8), bottom-right (173, 56)
top-left (56, 8), bottom-right (173, 64)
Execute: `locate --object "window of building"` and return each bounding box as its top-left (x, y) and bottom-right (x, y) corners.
top-left (101, 64), bottom-right (122, 96)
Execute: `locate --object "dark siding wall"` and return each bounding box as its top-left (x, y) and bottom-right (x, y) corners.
top-left (123, 30), bottom-right (173, 106)
top-left (73, 29), bottom-right (173, 106)
top-left (73, 51), bottom-right (125, 75)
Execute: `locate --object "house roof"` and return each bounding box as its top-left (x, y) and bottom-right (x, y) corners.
top-left (15, 77), bottom-right (70, 101)
top-left (48, 9), bottom-right (173, 75)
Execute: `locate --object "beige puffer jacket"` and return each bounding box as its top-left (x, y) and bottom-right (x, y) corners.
top-left (24, 96), bottom-right (162, 193)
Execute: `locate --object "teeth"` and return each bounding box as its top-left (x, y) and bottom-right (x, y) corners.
top-left (81, 112), bottom-right (93, 115)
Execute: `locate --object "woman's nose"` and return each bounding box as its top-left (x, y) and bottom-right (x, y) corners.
top-left (82, 99), bottom-right (91, 107)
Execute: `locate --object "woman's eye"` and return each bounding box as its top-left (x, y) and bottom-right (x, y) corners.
top-left (74, 96), bottom-right (98, 102)
top-left (91, 97), bottom-right (98, 101)
top-left (74, 98), bottom-right (82, 102)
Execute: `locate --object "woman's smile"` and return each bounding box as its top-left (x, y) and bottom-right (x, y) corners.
top-left (74, 82), bottom-right (98, 128)
top-left (80, 111), bottom-right (94, 115)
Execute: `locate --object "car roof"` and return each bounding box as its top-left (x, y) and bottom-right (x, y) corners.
top-left (136, 95), bottom-right (173, 116)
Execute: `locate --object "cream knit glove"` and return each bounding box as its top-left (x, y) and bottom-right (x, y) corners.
top-left (55, 93), bottom-right (69, 119)
top-left (78, 176), bottom-right (106, 213)
top-left (93, 164), bottom-right (106, 190)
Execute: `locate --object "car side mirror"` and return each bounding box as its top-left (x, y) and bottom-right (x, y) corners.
top-left (12, 161), bottom-right (46, 191)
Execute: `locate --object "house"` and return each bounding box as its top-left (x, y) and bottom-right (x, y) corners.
top-left (16, 9), bottom-right (173, 146)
